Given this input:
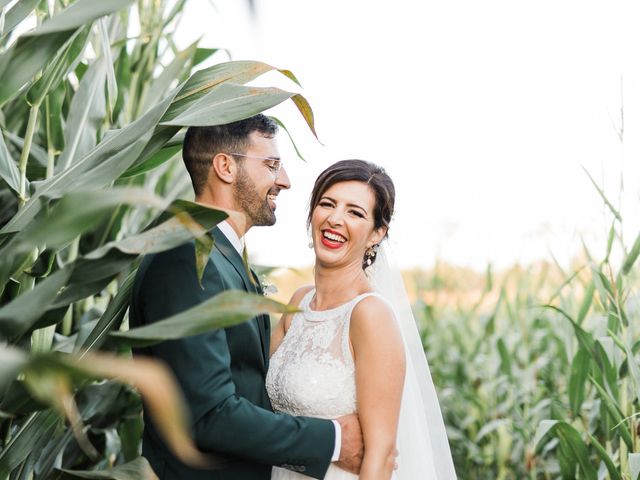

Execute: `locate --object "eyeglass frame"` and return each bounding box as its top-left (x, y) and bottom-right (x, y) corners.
top-left (227, 152), bottom-right (283, 176)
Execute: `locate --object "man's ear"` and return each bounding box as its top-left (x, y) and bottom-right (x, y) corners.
top-left (211, 153), bottom-right (236, 184)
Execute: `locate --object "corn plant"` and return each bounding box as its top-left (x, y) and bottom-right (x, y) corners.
top-left (419, 178), bottom-right (640, 479)
top-left (0, 1), bottom-right (315, 478)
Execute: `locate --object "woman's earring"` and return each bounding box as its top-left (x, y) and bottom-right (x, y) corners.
top-left (364, 244), bottom-right (379, 267)
top-left (308, 241), bottom-right (313, 248)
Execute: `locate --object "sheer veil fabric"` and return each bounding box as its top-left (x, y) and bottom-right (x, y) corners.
top-left (368, 244), bottom-right (457, 479)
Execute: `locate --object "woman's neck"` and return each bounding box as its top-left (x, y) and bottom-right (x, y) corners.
top-left (313, 261), bottom-right (371, 310)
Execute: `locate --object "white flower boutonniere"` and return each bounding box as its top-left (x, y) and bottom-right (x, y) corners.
top-left (259, 275), bottom-right (278, 296)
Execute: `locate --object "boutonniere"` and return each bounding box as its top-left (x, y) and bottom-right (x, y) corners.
top-left (260, 275), bottom-right (278, 296)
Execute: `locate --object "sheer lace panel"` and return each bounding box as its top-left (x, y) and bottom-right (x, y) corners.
top-left (266, 289), bottom-right (379, 419)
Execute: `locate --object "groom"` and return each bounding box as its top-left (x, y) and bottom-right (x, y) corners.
top-left (130, 114), bottom-right (363, 479)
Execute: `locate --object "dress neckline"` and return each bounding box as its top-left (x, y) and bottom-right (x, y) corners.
top-left (302, 288), bottom-right (378, 322)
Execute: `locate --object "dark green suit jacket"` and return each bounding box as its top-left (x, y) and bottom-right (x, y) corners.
top-left (129, 227), bottom-right (335, 479)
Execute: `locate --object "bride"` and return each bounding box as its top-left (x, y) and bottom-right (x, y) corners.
top-left (266, 160), bottom-right (456, 479)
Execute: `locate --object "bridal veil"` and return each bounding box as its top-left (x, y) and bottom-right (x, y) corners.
top-left (368, 244), bottom-right (457, 479)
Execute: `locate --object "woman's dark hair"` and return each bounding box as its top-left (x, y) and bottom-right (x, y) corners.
top-left (308, 160), bottom-right (395, 268)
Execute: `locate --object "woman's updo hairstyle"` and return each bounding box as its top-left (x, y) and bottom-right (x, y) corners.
top-left (308, 160), bottom-right (395, 268)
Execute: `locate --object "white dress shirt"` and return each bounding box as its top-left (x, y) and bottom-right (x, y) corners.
top-left (216, 221), bottom-right (342, 462)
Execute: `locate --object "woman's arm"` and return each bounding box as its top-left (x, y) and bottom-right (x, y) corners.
top-left (350, 296), bottom-right (406, 480)
top-left (269, 285), bottom-right (314, 357)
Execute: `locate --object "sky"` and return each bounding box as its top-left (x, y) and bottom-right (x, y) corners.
top-left (175, 0), bottom-right (640, 270)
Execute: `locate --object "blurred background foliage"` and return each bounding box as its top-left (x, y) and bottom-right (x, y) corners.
top-left (1, 1), bottom-right (640, 479)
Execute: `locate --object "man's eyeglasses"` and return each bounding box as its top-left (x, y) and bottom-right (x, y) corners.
top-left (228, 153), bottom-right (283, 176)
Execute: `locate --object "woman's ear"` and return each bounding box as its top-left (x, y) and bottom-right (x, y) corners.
top-left (368, 226), bottom-right (387, 247)
top-left (211, 153), bottom-right (236, 184)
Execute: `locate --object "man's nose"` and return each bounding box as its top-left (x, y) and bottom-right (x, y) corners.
top-left (276, 165), bottom-right (291, 190)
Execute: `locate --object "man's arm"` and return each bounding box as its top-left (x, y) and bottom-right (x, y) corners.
top-left (135, 245), bottom-right (336, 479)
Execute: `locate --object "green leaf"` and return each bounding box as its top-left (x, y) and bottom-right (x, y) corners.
top-left (141, 40), bottom-right (198, 114)
top-left (57, 456), bottom-right (155, 479)
top-left (160, 82), bottom-right (295, 127)
top-left (0, 268), bottom-right (72, 340)
top-left (98, 18), bottom-right (117, 120)
top-left (0, 410), bottom-right (62, 478)
top-left (583, 167), bottom-right (622, 222)
top-left (271, 116), bottom-right (306, 162)
top-left (496, 338), bottom-right (511, 376)
top-left (111, 290), bottom-right (299, 346)
top-left (24, 0), bottom-right (134, 36)
top-left (194, 47), bottom-right (225, 66)
top-left (120, 143), bottom-right (181, 178)
top-left (533, 420), bottom-right (597, 480)
top-left (1, 0), bottom-right (39, 36)
top-left (0, 92), bottom-right (176, 235)
top-left (0, 129), bottom-right (20, 193)
top-left (0, 0), bottom-right (134, 106)
top-left (588, 434), bottom-right (622, 480)
top-left (290, 93), bottom-right (319, 141)
top-left (26, 26), bottom-right (89, 105)
top-left (543, 304), bottom-right (595, 353)
top-left (622, 232), bottom-right (640, 275)
top-left (589, 377), bottom-right (632, 449)
top-left (568, 348), bottom-right (590, 415)
top-left (576, 282), bottom-right (594, 324)
top-left (56, 55), bottom-right (107, 171)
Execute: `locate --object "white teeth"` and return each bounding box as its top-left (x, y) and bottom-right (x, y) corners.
top-left (323, 231), bottom-right (346, 242)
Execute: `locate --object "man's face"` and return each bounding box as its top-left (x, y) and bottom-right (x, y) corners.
top-left (232, 131), bottom-right (291, 228)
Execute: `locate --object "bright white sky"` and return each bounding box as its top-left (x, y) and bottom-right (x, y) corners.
top-left (176, 0), bottom-right (640, 269)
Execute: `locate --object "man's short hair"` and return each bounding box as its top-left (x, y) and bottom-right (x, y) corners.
top-left (182, 114), bottom-right (278, 195)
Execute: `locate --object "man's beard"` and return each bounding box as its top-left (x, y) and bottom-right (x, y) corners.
top-left (233, 168), bottom-right (276, 226)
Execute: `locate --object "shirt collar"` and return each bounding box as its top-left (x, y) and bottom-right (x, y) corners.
top-left (217, 220), bottom-right (244, 255)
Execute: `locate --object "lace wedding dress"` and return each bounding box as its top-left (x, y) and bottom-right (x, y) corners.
top-left (266, 289), bottom-right (386, 480)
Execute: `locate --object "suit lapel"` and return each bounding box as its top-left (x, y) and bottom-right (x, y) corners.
top-left (213, 228), bottom-right (269, 368)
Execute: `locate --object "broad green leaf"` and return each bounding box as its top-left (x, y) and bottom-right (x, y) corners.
top-left (622, 231), bottom-right (640, 275)
top-left (57, 456), bottom-right (155, 479)
top-left (568, 348), bottom-right (590, 415)
top-left (84, 201), bottom-right (227, 259)
top-left (0, 410), bottom-right (61, 478)
top-left (0, 129), bottom-right (20, 193)
top-left (588, 434), bottom-right (622, 480)
top-left (111, 290), bottom-right (299, 346)
top-left (26, 26), bottom-right (89, 105)
top-left (120, 144), bottom-right (181, 178)
top-left (0, 188), bottom-right (166, 286)
top-left (194, 47), bottom-right (225, 66)
top-left (0, 92), bottom-right (176, 234)
top-left (2, 0), bottom-right (39, 36)
top-left (141, 40), bottom-right (198, 114)
top-left (533, 420), bottom-right (597, 480)
top-left (544, 305), bottom-right (595, 353)
top-left (290, 93), bottom-right (319, 141)
top-left (0, 0), bottom-right (134, 106)
top-left (577, 282), bottom-right (594, 324)
top-left (56, 55), bottom-right (107, 171)
top-left (161, 82), bottom-right (295, 127)
top-left (589, 377), bottom-right (632, 449)
top-left (0, 268), bottom-right (71, 340)
top-left (23, 0), bottom-right (133, 36)
top-left (98, 18), bottom-right (117, 119)
top-left (496, 338), bottom-right (511, 376)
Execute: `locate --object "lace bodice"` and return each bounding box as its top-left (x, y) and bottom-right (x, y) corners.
top-left (266, 289), bottom-right (379, 419)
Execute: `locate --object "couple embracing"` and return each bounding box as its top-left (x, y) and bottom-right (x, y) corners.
top-left (130, 115), bottom-right (456, 479)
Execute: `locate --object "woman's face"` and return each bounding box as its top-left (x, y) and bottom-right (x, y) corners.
top-left (310, 180), bottom-right (385, 269)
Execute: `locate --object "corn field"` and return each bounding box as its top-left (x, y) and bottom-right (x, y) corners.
top-left (1, 1), bottom-right (640, 479)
